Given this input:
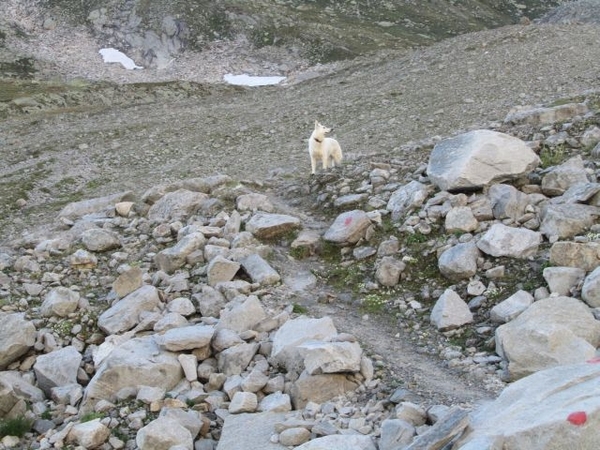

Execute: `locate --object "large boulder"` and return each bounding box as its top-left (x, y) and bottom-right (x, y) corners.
top-left (386, 181), bottom-right (431, 221)
top-left (82, 336), bottom-right (182, 412)
top-left (477, 223), bottom-right (542, 258)
top-left (323, 210), bottom-right (372, 245)
top-left (33, 346), bottom-right (82, 396)
top-left (147, 189), bottom-right (209, 222)
top-left (457, 362), bottom-right (600, 449)
top-left (495, 296), bottom-right (600, 380)
top-left (58, 191), bottom-right (134, 220)
top-left (0, 313), bottom-right (36, 369)
top-left (245, 213), bottom-right (301, 240)
top-left (426, 130), bottom-right (540, 192)
top-left (97, 285), bottom-right (162, 335)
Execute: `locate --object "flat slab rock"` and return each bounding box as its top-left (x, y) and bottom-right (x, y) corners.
top-left (216, 412), bottom-right (288, 450)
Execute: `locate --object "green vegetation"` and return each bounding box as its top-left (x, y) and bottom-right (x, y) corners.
top-left (0, 417), bottom-right (33, 438)
top-left (539, 144), bottom-right (567, 168)
top-left (292, 303), bottom-right (308, 314)
top-left (80, 412), bottom-right (104, 422)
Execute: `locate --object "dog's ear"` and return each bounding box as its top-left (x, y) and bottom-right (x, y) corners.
top-left (314, 120), bottom-right (319, 128)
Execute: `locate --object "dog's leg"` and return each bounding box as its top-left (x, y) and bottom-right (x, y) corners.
top-left (311, 156), bottom-right (317, 174)
top-left (321, 153), bottom-right (329, 170)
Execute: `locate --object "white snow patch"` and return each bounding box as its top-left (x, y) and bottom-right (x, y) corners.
top-left (99, 48), bottom-right (144, 70)
top-left (223, 73), bottom-right (286, 86)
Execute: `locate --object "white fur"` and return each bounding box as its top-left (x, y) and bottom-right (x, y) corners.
top-left (308, 120), bottom-right (343, 174)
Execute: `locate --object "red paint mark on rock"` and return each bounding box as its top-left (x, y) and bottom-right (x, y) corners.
top-left (586, 356), bottom-right (600, 364)
top-left (567, 411), bottom-right (587, 426)
top-left (344, 217), bottom-right (353, 226)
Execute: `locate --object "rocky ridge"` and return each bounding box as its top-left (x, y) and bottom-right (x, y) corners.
top-left (1, 96), bottom-right (600, 448)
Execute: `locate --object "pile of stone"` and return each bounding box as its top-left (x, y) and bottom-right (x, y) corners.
top-left (0, 98), bottom-right (600, 449)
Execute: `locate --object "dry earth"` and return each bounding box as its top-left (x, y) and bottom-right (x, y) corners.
top-left (2, 7), bottom-right (600, 409)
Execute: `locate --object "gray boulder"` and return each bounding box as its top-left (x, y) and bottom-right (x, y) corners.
top-left (40, 287), bottom-right (80, 318)
top-left (154, 232), bottom-right (206, 274)
top-left (295, 435), bottom-right (377, 450)
top-left (323, 210), bottom-right (372, 245)
top-left (444, 206), bottom-right (478, 233)
top-left (58, 191), bottom-right (134, 220)
top-left (83, 336), bottom-right (182, 412)
top-left (477, 223), bottom-right (541, 258)
top-left (207, 256), bottom-right (241, 286)
top-left (549, 241), bottom-right (600, 271)
top-left (136, 416), bottom-right (193, 450)
top-left (426, 130), bottom-right (539, 192)
top-left (489, 290), bottom-right (534, 323)
top-left (488, 184), bottom-right (529, 220)
top-left (541, 156), bottom-right (589, 196)
top-left (503, 102), bottom-right (589, 126)
top-left (299, 341), bottom-right (362, 375)
top-left (147, 189), bottom-right (209, 222)
top-left (539, 202), bottom-right (600, 239)
top-left (495, 296), bottom-right (600, 380)
top-left (97, 285), bottom-right (161, 335)
top-left (245, 213), bottom-right (301, 240)
top-left (216, 412), bottom-right (287, 450)
top-left (0, 313), bottom-right (36, 369)
top-left (457, 362), bottom-right (600, 449)
top-left (239, 254), bottom-right (281, 286)
top-left (386, 181), bottom-right (431, 220)
top-left (217, 295), bottom-right (266, 333)
top-left (438, 242), bottom-right (480, 281)
top-left (581, 266), bottom-right (600, 308)
top-left (430, 289), bottom-right (473, 331)
top-left (543, 266), bottom-right (586, 296)
top-left (33, 346), bottom-right (82, 396)
top-left (155, 324), bottom-right (215, 351)
top-left (81, 228), bottom-right (122, 252)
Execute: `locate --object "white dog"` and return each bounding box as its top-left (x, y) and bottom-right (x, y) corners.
top-left (308, 120), bottom-right (343, 174)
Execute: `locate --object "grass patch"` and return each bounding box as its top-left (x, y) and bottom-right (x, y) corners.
top-left (80, 412), bottom-right (104, 423)
top-left (292, 303), bottom-right (309, 314)
top-left (539, 144), bottom-right (567, 168)
top-left (0, 417), bottom-right (33, 438)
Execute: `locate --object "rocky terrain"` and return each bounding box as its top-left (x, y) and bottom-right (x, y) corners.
top-left (1, 0), bottom-right (600, 449)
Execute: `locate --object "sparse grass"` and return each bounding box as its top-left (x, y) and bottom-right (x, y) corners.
top-left (360, 293), bottom-right (390, 313)
top-left (292, 303), bottom-right (309, 314)
top-left (0, 417), bottom-right (33, 438)
top-left (80, 412), bottom-right (104, 423)
top-left (539, 145), bottom-right (567, 168)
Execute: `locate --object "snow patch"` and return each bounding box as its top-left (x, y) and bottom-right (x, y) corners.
top-left (99, 48), bottom-right (144, 70)
top-left (223, 73), bottom-right (286, 86)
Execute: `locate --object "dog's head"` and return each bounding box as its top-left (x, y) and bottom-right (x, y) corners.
top-left (314, 120), bottom-right (332, 134)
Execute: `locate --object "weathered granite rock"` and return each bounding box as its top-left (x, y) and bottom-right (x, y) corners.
top-left (207, 256), bottom-right (241, 286)
top-left (457, 362), bottom-right (600, 449)
top-left (147, 189), bottom-right (209, 222)
top-left (541, 156), bottom-right (589, 196)
top-left (218, 343), bottom-right (260, 376)
top-left (379, 419), bottom-right (416, 450)
top-left (581, 266), bottom-right (600, 308)
top-left (155, 324), bottom-right (215, 351)
top-left (112, 266), bottom-right (144, 298)
top-left (488, 184), bottom-right (529, 221)
top-left (504, 102), bottom-right (589, 126)
top-left (239, 253), bottom-right (281, 285)
top-left (154, 232), bottom-right (206, 274)
top-left (97, 285), bottom-right (161, 335)
top-left (33, 346), bottom-right (82, 396)
top-left (477, 223), bottom-right (541, 258)
top-left (495, 296), bottom-right (600, 379)
top-left (549, 241), bottom-right (600, 271)
top-left (136, 416), bottom-right (193, 450)
top-left (323, 210), bottom-right (372, 245)
top-left (217, 295), bottom-right (266, 333)
top-left (216, 412), bottom-right (287, 450)
top-left (66, 418), bottom-right (111, 449)
top-left (438, 242), bottom-right (480, 281)
top-left (543, 266), bottom-right (586, 296)
top-left (386, 181), bottom-right (431, 220)
top-left (81, 228), bottom-right (122, 252)
top-left (83, 336), bottom-right (182, 412)
top-left (426, 130), bottom-right (540, 192)
top-left (444, 206), bottom-right (478, 233)
top-left (295, 434), bottom-right (377, 450)
top-left (489, 290), bottom-right (534, 323)
top-left (375, 256), bottom-right (406, 286)
top-left (40, 286), bottom-right (80, 317)
top-left (58, 191), bottom-right (134, 220)
top-left (270, 317), bottom-right (338, 373)
top-left (430, 289), bottom-right (473, 331)
top-left (299, 341), bottom-right (362, 375)
top-left (539, 202), bottom-right (600, 239)
top-left (289, 372), bottom-right (359, 409)
top-left (229, 391), bottom-right (258, 413)
top-left (236, 193), bottom-right (274, 212)
top-left (0, 313), bottom-right (36, 369)
top-left (245, 213), bottom-right (301, 240)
